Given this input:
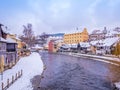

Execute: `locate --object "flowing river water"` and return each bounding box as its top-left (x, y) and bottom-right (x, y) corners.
top-left (32, 52), bottom-right (120, 90)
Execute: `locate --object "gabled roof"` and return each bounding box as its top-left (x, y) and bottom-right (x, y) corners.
top-left (90, 37), bottom-right (119, 47)
top-left (6, 38), bottom-right (17, 43)
top-left (103, 37), bottom-right (119, 46)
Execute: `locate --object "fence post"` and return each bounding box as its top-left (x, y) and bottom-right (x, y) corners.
top-left (19, 71), bottom-right (20, 77)
top-left (16, 73), bottom-right (17, 80)
top-left (7, 79), bottom-right (9, 88)
top-left (1, 71), bottom-right (23, 90)
top-left (18, 71), bottom-right (19, 78)
top-left (1, 82), bottom-right (4, 90)
top-left (21, 69), bottom-right (23, 76)
top-left (12, 75), bottom-right (14, 83)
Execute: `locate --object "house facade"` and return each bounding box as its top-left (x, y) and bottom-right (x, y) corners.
top-left (0, 38), bottom-right (7, 72)
top-left (0, 24), bottom-right (18, 71)
top-left (63, 28), bottom-right (89, 44)
top-left (7, 33), bottom-right (23, 49)
top-left (6, 38), bottom-right (18, 67)
top-left (89, 27), bottom-right (107, 41)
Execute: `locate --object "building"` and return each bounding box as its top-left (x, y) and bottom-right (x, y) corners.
top-left (105, 27), bottom-right (120, 38)
top-left (0, 38), bottom-right (7, 73)
top-left (89, 27), bottom-right (107, 41)
top-left (7, 33), bottom-right (23, 49)
top-left (48, 40), bottom-right (58, 52)
top-left (48, 39), bottom-right (64, 52)
top-left (63, 28), bottom-right (89, 44)
top-left (0, 24), bottom-right (19, 71)
top-left (89, 33), bottom-right (105, 41)
top-left (90, 37), bottom-right (119, 55)
top-left (6, 38), bottom-right (18, 67)
top-left (48, 33), bottom-right (64, 38)
top-left (43, 33), bottom-right (64, 50)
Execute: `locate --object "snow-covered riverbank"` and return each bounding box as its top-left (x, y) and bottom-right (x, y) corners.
top-left (59, 52), bottom-right (120, 66)
top-left (0, 52), bottom-right (44, 90)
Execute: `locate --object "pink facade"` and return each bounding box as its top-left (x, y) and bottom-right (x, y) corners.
top-left (48, 40), bottom-right (54, 52)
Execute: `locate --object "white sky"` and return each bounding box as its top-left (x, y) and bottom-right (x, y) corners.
top-left (0, 0), bottom-right (120, 35)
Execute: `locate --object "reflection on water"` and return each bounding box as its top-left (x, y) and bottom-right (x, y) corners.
top-left (39, 52), bottom-right (120, 90)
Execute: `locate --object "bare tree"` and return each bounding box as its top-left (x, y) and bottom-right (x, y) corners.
top-left (33, 32), bottom-right (49, 46)
top-left (39, 32), bottom-right (49, 45)
top-left (19, 23), bottom-right (35, 48)
top-left (23, 23), bottom-right (33, 38)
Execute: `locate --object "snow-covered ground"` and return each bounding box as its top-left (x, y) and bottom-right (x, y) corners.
top-left (0, 52), bottom-right (44, 90)
top-left (61, 52), bottom-right (120, 66)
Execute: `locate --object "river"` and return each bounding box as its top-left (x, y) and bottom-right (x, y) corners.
top-left (38, 52), bottom-right (120, 90)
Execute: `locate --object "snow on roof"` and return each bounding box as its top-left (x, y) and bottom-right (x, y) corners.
top-left (54, 39), bottom-right (63, 43)
top-left (106, 29), bottom-right (120, 37)
top-left (90, 37), bottom-right (119, 47)
top-left (15, 36), bottom-right (21, 41)
top-left (46, 36), bottom-right (63, 45)
top-left (103, 37), bottom-right (119, 46)
top-left (0, 37), bottom-right (7, 42)
top-left (34, 45), bottom-right (43, 49)
top-left (90, 40), bottom-right (99, 45)
top-left (71, 44), bottom-right (77, 48)
top-left (6, 38), bottom-right (17, 43)
top-left (67, 42), bottom-right (90, 48)
top-left (80, 42), bottom-right (90, 47)
top-left (61, 44), bottom-right (71, 49)
top-left (49, 36), bottom-right (63, 39)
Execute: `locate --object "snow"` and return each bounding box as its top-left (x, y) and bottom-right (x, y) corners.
top-left (80, 42), bottom-right (90, 47)
top-left (115, 82), bottom-right (120, 89)
top-left (54, 39), bottom-right (63, 43)
top-left (6, 38), bottom-right (17, 43)
top-left (65, 42), bottom-right (90, 48)
top-left (0, 52), bottom-right (44, 90)
top-left (34, 45), bottom-right (43, 49)
top-left (90, 37), bottom-right (119, 47)
top-left (90, 40), bottom-right (98, 46)
top-left (47, 36), bottom-right (63, 41)
top-left (61, 52), bottom-right (120, 66)
top-left (0, 37), bottom-right (7, 42)
top-left (15, 37), bottom-right (21, 41)
top-left (103, 37), bottom-right (119, 46)
top-left (61, 44), bottom-right (70, 49)
top-left (75, 53), bottom-right (120, 63)
top-left (71, 44), bottom-right (77, 48)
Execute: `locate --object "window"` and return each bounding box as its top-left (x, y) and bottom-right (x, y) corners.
top-left (7, 43), bottom-right (16, 52)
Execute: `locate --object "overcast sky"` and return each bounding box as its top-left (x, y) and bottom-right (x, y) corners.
top-left (0, 0), bottom-right (120, 35)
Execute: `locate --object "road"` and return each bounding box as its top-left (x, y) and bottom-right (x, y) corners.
top-left (39, 52), bottom-right (120, 90)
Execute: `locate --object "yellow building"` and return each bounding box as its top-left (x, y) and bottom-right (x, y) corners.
top-left (63, 28), bottom-right (89, 44)
top-left (7, 34), bottom-right (23, 49)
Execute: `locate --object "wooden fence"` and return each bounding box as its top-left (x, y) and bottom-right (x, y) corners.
top-left (1, 69), bottom-right (23, 90)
